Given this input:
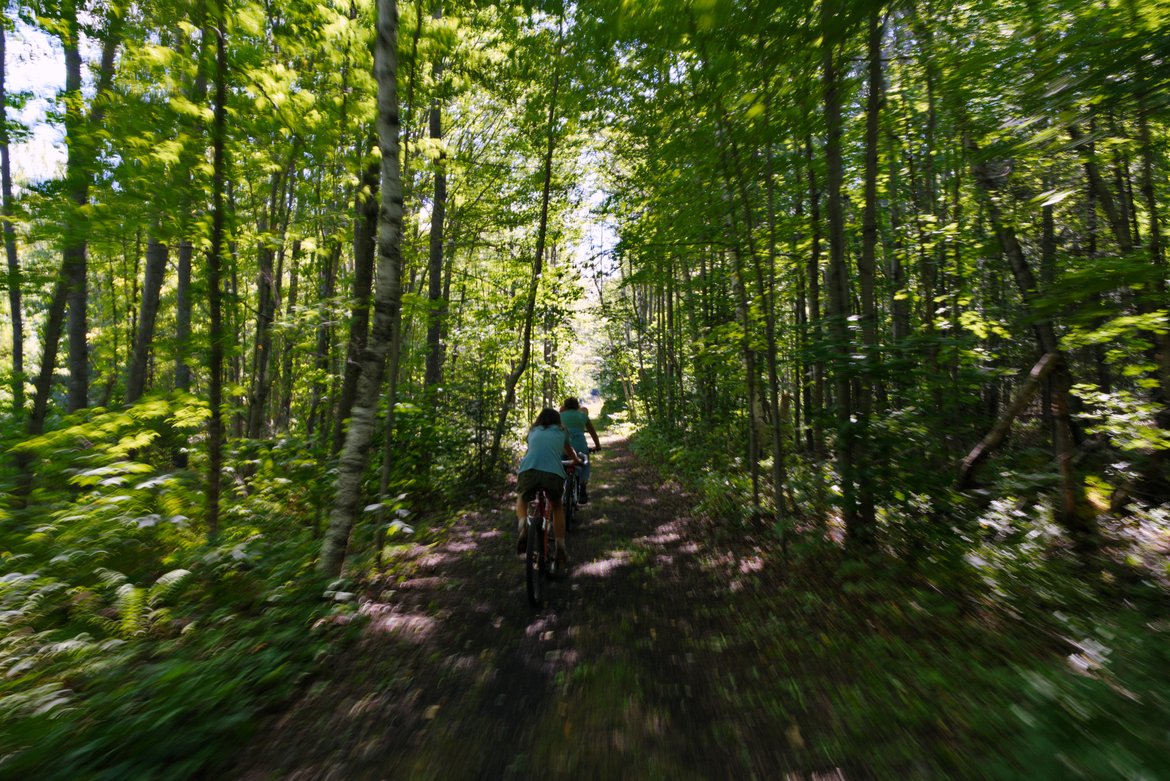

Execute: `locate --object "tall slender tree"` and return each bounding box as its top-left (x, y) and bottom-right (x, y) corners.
top-left (1, 19), bottom-right (22, 415)
top-left (321, 0), bottom-right (405, 577)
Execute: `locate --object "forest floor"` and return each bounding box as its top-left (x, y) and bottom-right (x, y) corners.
top-left (229, 436), bottom-right (1065, 780)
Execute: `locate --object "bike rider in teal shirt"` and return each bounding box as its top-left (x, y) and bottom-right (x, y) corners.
top-left (515, 408), bottom-right (581, 566)
top-left (559, 397), bottom-right (601, 503)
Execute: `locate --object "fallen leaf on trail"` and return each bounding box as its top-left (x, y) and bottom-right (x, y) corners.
top-left (424, 705), bottom-right (440, 720)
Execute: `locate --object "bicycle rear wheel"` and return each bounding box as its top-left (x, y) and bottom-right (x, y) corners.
top-left (525, 514), bottom-right (544, 607)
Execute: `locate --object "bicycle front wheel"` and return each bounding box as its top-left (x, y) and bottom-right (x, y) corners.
top-left (564, 477), bottom-right (576, 531)
top-left (525, 517), bottom-right (544, 607)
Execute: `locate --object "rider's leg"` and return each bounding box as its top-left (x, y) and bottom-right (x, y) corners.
top-left (579, 460), bottom-right (591, 503)
top-left (514, 494), bottom-right (528, 553)
top-left (551, 498), bottom-right (567, 556)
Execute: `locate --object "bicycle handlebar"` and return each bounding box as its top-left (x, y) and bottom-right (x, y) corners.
top-left (562, 450), bottom-right (589, 467)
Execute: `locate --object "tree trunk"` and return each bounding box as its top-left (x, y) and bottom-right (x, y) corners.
top-left (28, 279), bottom-right (68, 437)
top-left (424, 3), bottom-right (447, 391)
top-left (1068, 122), bottom-right (1133, 254)
top-left (308, 240), bottom-right (340, 443)
top-left (246, 170), bottom-right (284, 439)
top-left (332, 155), bottom-right (380, 455)
top-left (173, 25), bottom-right (209, 396)
top-left (320, 0), bottom-right (405, 577)
top-left (959, 352), bottom-right (1061, 488)
top-left (125, 235), bottom-right (168, 403)
top-left (718, 109), bottom-right (787, 521)
top-left (175, 240), bottom-right (193, 391)
top-left (822, 2), bottom-right (862, 541)
top-left (63, 9), bottom-right (90, 412)
top-left (1136, 108), bottom-right (1170, 417)
top-left (965, 132), bottom-right (1097, 550)
top-left (855, 7), bottom-right (885, 531)
top-left (207, 11), bottom-right (229, 540)
top-left (279, 241), bottom-right (300, 431)
top-left (27, 4), bottom-right (120, 428)
top-left (804, 137), bottom-right (826, 463)
top-left (1, 21), bottom-right (24, 415)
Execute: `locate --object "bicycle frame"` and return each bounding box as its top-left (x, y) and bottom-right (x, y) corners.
top-left (525, 456), bottom-right (583, 607)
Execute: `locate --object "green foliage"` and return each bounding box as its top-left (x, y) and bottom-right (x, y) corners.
top-left (0, 398), bottom-right (348, 779)
top-left (1073, 384), bottom-right (1170, 452)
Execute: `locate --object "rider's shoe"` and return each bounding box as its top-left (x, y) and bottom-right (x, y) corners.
top-left (579, 485), bottom-right (589, 504)
top-left (555, 547), bottom-right (569, 570)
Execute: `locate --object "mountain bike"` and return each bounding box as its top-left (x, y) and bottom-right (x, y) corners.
top-left (524, 458), bottom-right (577, 607)
top-left (525, 486), bottom-right (555, 607)
top-left (562, 450), bottom-right (588, 532)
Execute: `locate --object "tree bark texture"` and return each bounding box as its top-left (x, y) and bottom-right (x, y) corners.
top-left (246, 170), bottom-right (285, 440)
top-left (279, 242), bottom-right (300, 431)
top-left (175, 240), bottom-right (193, 391)
top-left (63, 8), bottom-right (90, 412)
top-left (822, 3), bottom-right (863, 541)
top-left (1, 21), bottom-right (24, 415)
top-left (207, 9), bottom-right (229, 540)
top-left (958, 352), bottom-right (1060, 489)
top-left (125, 236), bottom-right (168, 403)
top-left (804, 138), bottom-right (826, 463)
top-left (321, 0), bottom-right (404, 577)
top-left (424, 3), bottom-right (447, 391)
top-left (309, 241), bottom-right (340, 443)
top-left (332, 156), bottom-right (380, 455)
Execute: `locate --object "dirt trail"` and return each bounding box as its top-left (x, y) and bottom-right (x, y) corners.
top-left (233, 437), bottom-right (808, 780)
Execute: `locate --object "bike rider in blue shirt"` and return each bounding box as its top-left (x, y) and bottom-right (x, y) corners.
top-left (515, 408), bottom-right (581, 567)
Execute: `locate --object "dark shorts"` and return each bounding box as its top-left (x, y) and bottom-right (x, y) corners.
top-left (517, 469), bottom-right (564, 503)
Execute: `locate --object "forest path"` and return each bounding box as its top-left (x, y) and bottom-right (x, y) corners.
top-left (234, 436), bottom-right (813, 780)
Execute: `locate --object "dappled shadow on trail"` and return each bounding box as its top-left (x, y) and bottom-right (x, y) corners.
top-left (231, 437), bottom-right (843, 780)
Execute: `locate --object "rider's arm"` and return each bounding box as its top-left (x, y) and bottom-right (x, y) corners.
top-left (585, 418), bottom-right (601, 450)
top-left (563, 442), bottom-right (582, 464)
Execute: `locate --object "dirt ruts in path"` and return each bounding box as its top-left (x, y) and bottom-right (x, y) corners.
top-left (232, 436), bottom-right (801, 780)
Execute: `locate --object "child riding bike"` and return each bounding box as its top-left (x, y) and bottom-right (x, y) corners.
top-left (515, 408), bottom-right (582, 567)
top-left (559, 397), bottom-right (601, 503)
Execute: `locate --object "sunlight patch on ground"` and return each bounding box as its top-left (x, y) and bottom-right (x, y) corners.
top-left (526, 616), bottom-right (556, 637)
top-left (417, 552), bottom-right (456, 568)
top-left (397, 576), bottom-right (446, 590)
top-left (636, 520), bottom-right (685, 546)
top-left (738, 554), bottom-right (765, 574)
top-left (724, 552), bottom-right (767, 593)
top-left (574, 549), bottom-right (632, 577)
top-left (363, 605), bottom-right (439, 642)
top-left (783, 770), bottom-right (847, 781)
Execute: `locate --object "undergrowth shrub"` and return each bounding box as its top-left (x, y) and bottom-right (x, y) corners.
top-left (0, 396), bottom-right (354, 780)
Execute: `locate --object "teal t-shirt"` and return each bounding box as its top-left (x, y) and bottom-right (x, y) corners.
top-left (518, 425), bottom-right (570, 477)
top-left (561, 409), bottom-right (589, 451)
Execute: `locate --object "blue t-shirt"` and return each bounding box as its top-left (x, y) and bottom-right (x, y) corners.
top-left (560, 409), bottom-right (589, 451)
top-left (518, 425), bottom-right (570, 477)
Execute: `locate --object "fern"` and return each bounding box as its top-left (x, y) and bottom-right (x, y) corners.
top-left (115, 585), bottom-right (146, 638)
top-left (148, 569), bottom-right (192, 607)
